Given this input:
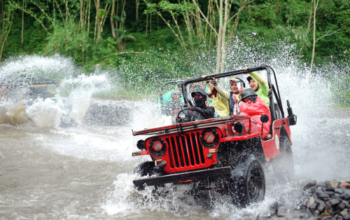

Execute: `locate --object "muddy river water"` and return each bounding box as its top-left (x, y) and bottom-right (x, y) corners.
top-left (0, 99), bottom-right (350, 219)
top-left (1, 55), bottom-right (350, 219)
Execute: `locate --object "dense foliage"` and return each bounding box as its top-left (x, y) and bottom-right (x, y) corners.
top-left (1, 0), bottom-right (349, 65)
top-left (0, 0), bottom-right (349, 105)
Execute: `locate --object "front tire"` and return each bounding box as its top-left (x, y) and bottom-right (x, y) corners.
top-left (229, 155), bottom-right (266, 208)
top-left (133, 161), bottom-right (155, 176)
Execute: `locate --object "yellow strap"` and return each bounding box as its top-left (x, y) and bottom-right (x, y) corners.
top-left (28, 84), bottom-right (47, 87)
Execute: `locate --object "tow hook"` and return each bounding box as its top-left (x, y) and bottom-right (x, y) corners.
top-left (155, 159), bottom-right (166, 167)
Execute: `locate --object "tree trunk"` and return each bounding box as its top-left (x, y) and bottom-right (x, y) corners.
top-left (115, 0), bottom-right (119, 38)
top-left (0, 10), bottom-right (14, 61)
top-left (96, 0), bottom-right (101, 41)
top-left (21, 0), bottom-right (24, 45)
top-left (150, 13), bottom-right (152, 32)
top-left (111, 0), bottom-right (116, 38)
top-left (220, 0), bottom-right (229, 73)
top-left (64, 0), bottom-right (68, 23)
top-left (79, 0), bottom-right (83, 31)
top-left (146, 13), bottom-right (148, 36)
top-left (136, 0), bottom-right (139, 21)
top-left (215, 0), bottom-right (223, 74)
top-left (307, 7), bottom-right (312, 34)
top-left (310, 0), bottom-right (318, 72)
top-left (87, 0), bottom-right (91, 38)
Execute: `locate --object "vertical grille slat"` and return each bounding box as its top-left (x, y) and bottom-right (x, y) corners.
top-left (185, 135), bottom-right (195, 166)
top-left (179, 136), bottom-right (190, 166)
top-left (196, 132), bottom-right (205, 164)
top-left (167, 132), bottom-right (207, 169)
top-left (190, 133), bottom-right (200, 164)
top-left (194, 133), bottom-right (203, 164)
top-left (166, 138), bottom-right (175, 168)
top-left (181, 136), bottom-right (191, 166)
top-left (170, 137), bottom-right (180, 167)
top-left (175, 136), bottom-right (185, 167)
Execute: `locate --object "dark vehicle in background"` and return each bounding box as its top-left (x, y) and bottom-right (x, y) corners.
top-left (131, 66), bottom-right (297, 207)
top-left (157, 79), bottom-right (185, 121)
top-left (156, 79), bottom-right (184, 104)
top-left (0, 75), bottom-right (59, 103)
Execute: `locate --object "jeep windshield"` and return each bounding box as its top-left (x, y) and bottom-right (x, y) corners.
top-left (137, 65), bottom-right (285, 134)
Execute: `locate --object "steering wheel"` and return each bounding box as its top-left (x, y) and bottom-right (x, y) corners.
top-left (176, 106), bottom-right (208, 123)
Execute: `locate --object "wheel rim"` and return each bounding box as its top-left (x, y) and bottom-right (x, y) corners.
top-left (247, 166), bottom-right (263, 201)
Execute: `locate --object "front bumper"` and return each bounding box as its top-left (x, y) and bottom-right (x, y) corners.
top-left (133, 166), bottom-right (232, 190)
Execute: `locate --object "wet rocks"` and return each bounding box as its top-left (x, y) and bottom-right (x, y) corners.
top-left (336, 188), bottom-right (344, 194)
top-left (327, 186), bottom-right (336, 192)
top-left (304, 180), bottom-right (317, 190)
top-left (83, 101), bottom-right (132, 126)
top-left (330, 199), bottom-right (340, 206)
top-left (276, 205), bottom-right (289, 217)
top-left (309, 202), bottom-right (317, 213)
top-left (304, 179), bottom-right (350, 219)
top-left (316, 191), bottom-right (330, 200)
top-left (307, 196), bottom-right (315, 208)
top-left (268, 201), bottom-right (278, 217)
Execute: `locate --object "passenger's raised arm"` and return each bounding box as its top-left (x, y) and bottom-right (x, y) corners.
top-left (243, 67), bottom-right (269, 107)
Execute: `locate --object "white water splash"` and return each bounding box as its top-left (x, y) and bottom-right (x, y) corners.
top-left (26, 98), bottom-right (64, 128)
top-left (0, 55), bottom-right (116, 128)
top-left (60, 74), bottom-right (112, 124)
top-left (0, 54), bottom-right (80, 79)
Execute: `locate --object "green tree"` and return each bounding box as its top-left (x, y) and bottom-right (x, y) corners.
top-left (0, 0), bottom-right (14, 61)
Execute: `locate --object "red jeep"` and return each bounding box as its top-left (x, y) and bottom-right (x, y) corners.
top-left (131, 66), bottom-right (297, 207)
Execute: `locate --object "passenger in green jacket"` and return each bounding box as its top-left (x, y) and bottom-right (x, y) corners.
top-left (243, 68), bottom-right (270, 108)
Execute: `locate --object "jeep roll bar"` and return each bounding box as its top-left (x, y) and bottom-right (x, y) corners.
top-left (181, 65), bottom-right (285, 120)
top-left (157, 80), bottom-right (184, 105)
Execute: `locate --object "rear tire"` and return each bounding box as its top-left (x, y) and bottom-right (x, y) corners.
top-left (229, 155), bottom-right (266, 208)
top-left (133, 161), bottom-right (155, 177)
top-left (272, 135), bottom-right (294, 182)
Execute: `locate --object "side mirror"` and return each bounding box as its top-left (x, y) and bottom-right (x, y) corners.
top-left (286, 100), bottom-right (297, 126)
top-left (260, 114), bottom-right (269, 138)
top-left (260, 114), bottom-right (269, 123)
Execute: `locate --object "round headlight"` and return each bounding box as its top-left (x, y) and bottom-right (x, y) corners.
top-left (148, 138), bottom-right (167, 157)
top-left (200, 128), bottom-right (220, 148)
top-left (151, 141), bottom-right (163, 152)
top-left (203, 132), bottom-right (215, 144)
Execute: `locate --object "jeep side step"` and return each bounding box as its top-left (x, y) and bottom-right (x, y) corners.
top-left (133, 166), bottom-right (232, 190)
